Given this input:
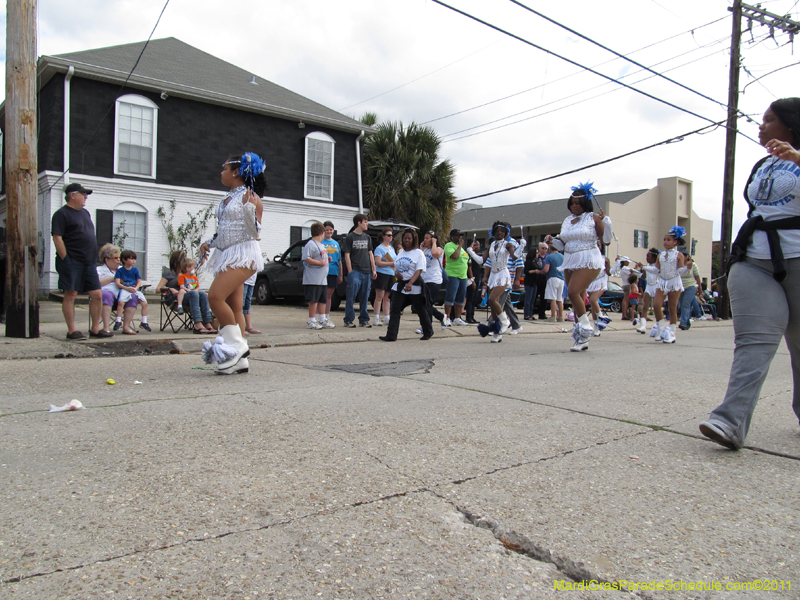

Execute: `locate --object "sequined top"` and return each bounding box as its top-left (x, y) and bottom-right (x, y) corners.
top-left (211, 186), bottom-right (260, 251)
top-left (488, 240), bottom-right (511, 274)
top-left (658, 248), bottom-right (680, 279)
top-left (558, 212), bottom-right (600, 253)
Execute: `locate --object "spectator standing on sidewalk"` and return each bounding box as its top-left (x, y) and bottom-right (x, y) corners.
top-left (524, 242), bottom-right (547, 320)
top-left (678, 253), bottom-right (702, 330)
top-left (342, 214), bottom-right (376, 328)
top-left (442, 229), bottom-right (470, 328)
top-left (464, 240), bottom-right (484, 324)
top-left (372, 227), bottom-right (397, 326)
top-left (542, 245), bottom-right (565, 322)
top-left (302, 222), bottom-right (330, 330)
top-left (51, 182), bottom-right (106, 340)
top-left (321, 221), bottom-right (342, 328)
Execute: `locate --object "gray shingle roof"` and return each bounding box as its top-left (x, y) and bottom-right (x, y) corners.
top-left (452, 189), bottom-right (647, 232)
top-left (39, 37), bottom-right (369, 134)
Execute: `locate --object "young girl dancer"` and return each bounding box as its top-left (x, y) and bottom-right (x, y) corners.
top-left (199, 152), bottom-right (266, 374)
top-left (545, 182), bottom-right (605, 352)
top-left (480, 222), bottom-right (517, 343)
top-left (651, 227), bottom-right (686, 344)
top-left (635, 248), bottom-right (660, 334)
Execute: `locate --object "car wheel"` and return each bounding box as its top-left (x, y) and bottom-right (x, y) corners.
top-left (610, 300), bottom-right (621, 312)
top-left (255, 278), bottom-right (273, 305)
top-left (329, 290), bottom-right (341, 312)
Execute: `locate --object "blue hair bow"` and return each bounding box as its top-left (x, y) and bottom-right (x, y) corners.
top-left (669, 225), bottom-right (686, 240)
top-left (571, 181), bottom-right (598, 203)
top-left (238, 152), bottom-right (266, 189)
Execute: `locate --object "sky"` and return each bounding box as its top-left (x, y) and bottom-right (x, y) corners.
top-left (5, 0), bottom-right (800, 238)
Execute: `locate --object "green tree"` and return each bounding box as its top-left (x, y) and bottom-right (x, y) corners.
top-left (157, 199), bottom-right (215, 258)
top-left (361, 119), bottom-right (456, 236)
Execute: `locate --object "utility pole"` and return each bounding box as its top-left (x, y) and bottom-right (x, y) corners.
top-left (718, 1), bottom-right (800, 319)
top-left (5, 0), bottom-right (39, 338)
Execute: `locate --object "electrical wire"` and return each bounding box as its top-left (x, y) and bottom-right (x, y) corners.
top-left (46, 0), bottom-right (172, 193)
top-left (742, 60), bottom-right (800, 92)
top-left (508, 0), bottom-right (732, 112)
top-left (430, 0), bottom-right (759, 145)
top-left (454, 121), bottom-right (725, 203)
top-left (441, 35), bottom-right (731, 141)
top-left (421, 15), bottom-right (728, 126)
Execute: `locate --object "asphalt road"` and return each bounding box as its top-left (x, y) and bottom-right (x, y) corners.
top-left (1, 313), bottom-right (798, 599)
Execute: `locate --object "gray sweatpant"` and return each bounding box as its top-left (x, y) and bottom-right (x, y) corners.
top-left (706, 257), bottom-right (800, 446)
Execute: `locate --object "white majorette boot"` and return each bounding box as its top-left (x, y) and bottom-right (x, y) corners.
top-left (498, 313), bottom-right (511, 334)
top-left (570, 315), bottom-right (593, 351)
top-left (636, 317), bottom-right (647, 334)
top-left (590, 317), bottom-right (601, 337)
top-left (205, 324), bottom-right (250, 373)
top-left (662, 323), bottom-right (677, 344)
top-left (651, 319), bottom-right (667, 340)
top-left (215, 357), bottom-right (249, 375)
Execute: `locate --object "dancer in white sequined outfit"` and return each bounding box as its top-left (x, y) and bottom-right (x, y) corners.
top-left (650, 227), bottom-right (686, 344)
top-left (635, 248), bottom-right (660, 334)
top-left (545, 182), bottom-right (605, 351)
top-left (199, 153), bottom-right (266, 374)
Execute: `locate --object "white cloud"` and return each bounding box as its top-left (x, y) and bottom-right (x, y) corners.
top-left (2, 0), bottom-right (799, 239)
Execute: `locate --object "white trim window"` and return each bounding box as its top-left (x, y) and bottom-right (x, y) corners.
top-left (113, 202), bottom-right (148, 278)
top-left (304, 131), bottom-right (334, 201)
top-left (114, 94), bottom-right (158, 178)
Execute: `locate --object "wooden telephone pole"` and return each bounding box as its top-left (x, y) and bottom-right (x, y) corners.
top-left (717, 1), bottom-right (800, 319)
top-left (5, 0), bottom-right (39, 338)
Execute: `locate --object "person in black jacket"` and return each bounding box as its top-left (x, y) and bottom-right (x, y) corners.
top-left (524, 242), bottom-right (548, 319)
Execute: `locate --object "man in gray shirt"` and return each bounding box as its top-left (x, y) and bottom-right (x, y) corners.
top-left (342, 213), bottom-right (377, 327)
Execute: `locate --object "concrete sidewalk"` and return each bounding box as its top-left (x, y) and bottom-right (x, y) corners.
top-left (2, 299), bottom-right (730, 360)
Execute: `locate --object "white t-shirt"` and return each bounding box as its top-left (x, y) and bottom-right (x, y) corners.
top-left (747, 157), bottom-right (800, 259)
top-left (302, 239), bottom-right (329, 285)
top-left (392, 249), bottom-right (426, 294)
top-left (421, 247), bottom-right (443, 284)
top-left (97, 264), bottom-right (119, 293)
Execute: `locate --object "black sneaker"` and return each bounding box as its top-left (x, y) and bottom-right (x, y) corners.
top-left (344, 322), bottom-right (356, 328)
top-left (359, 322), bottom-right (372, 328)
top-left (113, 321), bottom-right (122, 331)
top-left (139, 322), bottom-right (152, 332)
top-left (176, 306), bottom-right (184, 315)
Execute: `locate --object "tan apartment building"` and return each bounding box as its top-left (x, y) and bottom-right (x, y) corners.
top-left (451, 176), bottom-right (714, 286)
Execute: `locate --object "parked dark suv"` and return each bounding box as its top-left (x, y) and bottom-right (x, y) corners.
top-left (254, 220), bottom-right (442, 310)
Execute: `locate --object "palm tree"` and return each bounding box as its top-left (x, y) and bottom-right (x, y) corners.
top-left (361, 119), bottom-right (456, 237)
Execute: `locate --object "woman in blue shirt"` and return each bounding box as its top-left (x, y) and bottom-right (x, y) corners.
top-left (373, 227), bottom-right (397, 326)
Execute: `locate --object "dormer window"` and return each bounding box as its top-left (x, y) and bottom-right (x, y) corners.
top-left (114, 94), bottom-right (158, 178)
top-left (304, 131), bottom-right (334, 201)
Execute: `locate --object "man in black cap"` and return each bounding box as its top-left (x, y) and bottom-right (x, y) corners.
top-left (52, 183), bottom-right (110, 339)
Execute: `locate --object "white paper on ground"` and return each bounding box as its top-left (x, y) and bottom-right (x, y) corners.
top-left (48, 399), bottom-right (85, 412)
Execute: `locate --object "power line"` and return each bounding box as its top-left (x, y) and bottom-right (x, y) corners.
top-left (441, 35), bottom-right (731, 141)
top-left (421, 15), bottom-right (728, 126)
top-left (430, 0), bottom-right (757, 144)
top-left (46, 0), bottom-right (172, 193)
top-left (507, 0), bottom-right (732, 112)
top-left (455, 121), bottom-right (725, 203)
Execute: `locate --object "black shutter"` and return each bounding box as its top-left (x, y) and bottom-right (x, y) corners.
top-left (96, 209), bottom-right (113, 249)
top-left (644, 231), bottom-right (649, 248)
top-left (290, 226), bottom-right (302, 245)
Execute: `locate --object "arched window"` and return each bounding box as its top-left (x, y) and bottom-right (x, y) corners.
top-left (114, 94), bottom-right (158, 178)
top-left (113, 201), bottom-right (148, 278)
top-left (304, 131), bottom-right (334, 201)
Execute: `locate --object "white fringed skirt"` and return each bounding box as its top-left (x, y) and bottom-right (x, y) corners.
top-left (205, 240), bottom-right (264, 276)
top-left (587, 274), bottom-right (608, 293)
top-left (560, 247), bottom-right (605, 271)
top-left (657, 275), bottom-right (684, 293)
top-left (488, 269), bottom-right (511, 290)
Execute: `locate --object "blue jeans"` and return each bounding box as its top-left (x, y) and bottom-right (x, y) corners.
top-left (523, 284), bottom-right (537, 318)
top-left (243, 284), bottom-right (254, 314)
top-left (345, 270), bottom-right (372, 324)
top-left (444, 276), bottom-right (468, 306)
top-left (679, 286), bottom-right (696, 328)
top-left (186, 290), bottom-right (213, 324)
